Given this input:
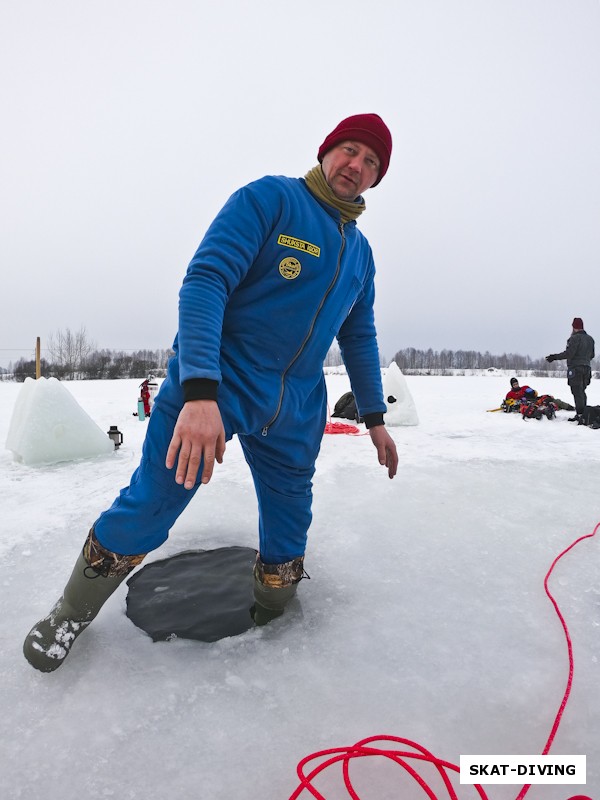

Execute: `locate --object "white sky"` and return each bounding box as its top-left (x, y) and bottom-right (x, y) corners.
top-left (1, 0), bottom-right (599, 369)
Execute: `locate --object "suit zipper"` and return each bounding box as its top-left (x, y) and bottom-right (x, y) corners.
top-left (262, 221), bottom-right (347, 436)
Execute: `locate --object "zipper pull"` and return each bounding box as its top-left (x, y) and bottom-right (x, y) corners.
top-left (261, 426), bottom-right (268, 437)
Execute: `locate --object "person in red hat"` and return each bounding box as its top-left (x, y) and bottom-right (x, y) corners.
top-left (23, 114), bottom-right (399, 672)
top-left (317, 112), bottom-right (392, 192)
top-left (546, 318), bottom-right (595, 422)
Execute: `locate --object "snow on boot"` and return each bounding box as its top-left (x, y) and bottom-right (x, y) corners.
top-left (251, 555), bottom-right (307, 626)
top-left (23, 529), bottom-right (145, 673)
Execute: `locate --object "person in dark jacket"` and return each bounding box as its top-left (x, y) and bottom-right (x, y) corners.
top-left (23, 114), bottom-right (399, 672)
top-left (546, 317), bottom-right (595, 422)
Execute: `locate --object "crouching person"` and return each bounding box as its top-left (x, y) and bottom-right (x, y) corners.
top-left (23, 114), bottom-right (399, 671)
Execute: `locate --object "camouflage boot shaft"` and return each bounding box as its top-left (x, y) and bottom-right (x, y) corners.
top-left (252, 555), bottom-right (308, 626)
top-left (23, 529), bottom-right (145, 673)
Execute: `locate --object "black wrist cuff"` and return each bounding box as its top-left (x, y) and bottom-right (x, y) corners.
top-left (363, 412), bottom-right (385, 429)
top-left (182, 378), bottom-right (219, 403)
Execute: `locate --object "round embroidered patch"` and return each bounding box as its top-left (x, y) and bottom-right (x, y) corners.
top-left (279, 257), bottom-right (301, 280)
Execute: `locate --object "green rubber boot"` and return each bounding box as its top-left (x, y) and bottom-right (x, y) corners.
top-left (23, 530), bottom-right (145, 673)
top-left (251, 555), bottom-right (306, 626)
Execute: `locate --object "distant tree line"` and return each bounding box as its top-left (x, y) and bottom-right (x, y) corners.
top-left (324, 342), bottom-right (388, 368)
top-left (4, 331), bottom-right (600, 381)
top-left (392, 347), bottom-right (600, 375)
top-left (7, 348), bottom-right (174, 382)
top-left (3, 327), bottom-right (173, 382)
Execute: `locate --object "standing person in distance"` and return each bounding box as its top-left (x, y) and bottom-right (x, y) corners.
top-left (546, 317), bottom-right (595, 423)
top-left (23, 113), bottom-right (399, 673)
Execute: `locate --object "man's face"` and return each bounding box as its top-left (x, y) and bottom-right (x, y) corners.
top-left (321, 140), bottom-right (381, 201)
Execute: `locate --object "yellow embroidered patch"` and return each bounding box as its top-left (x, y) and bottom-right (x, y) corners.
top-left (277, 234), bottom-right (320, 257)
top-left (279, 257), bottom-right (301, 280)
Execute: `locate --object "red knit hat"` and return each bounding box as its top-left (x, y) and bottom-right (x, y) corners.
top-left (317, 113), bottom-right (392, 187)
top-left (572, 317), bottom-right (584, 330)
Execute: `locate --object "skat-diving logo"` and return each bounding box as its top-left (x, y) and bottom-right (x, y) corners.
top-left (279, 257), bottom-right (301, 280)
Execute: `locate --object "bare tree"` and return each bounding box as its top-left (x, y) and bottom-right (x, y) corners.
top-left (47, 326), bottom-right (96, 380)
top-left (324, 342), bottom-right (343, 367)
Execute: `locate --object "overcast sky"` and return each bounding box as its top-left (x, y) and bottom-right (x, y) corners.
top-left (2, 0), bottom-right (599, 369)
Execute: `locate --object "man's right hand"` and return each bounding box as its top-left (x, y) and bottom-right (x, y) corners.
top-left (165, 400), bottom-right (226, 489)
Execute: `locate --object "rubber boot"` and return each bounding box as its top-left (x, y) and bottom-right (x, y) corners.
top-left (23, 529), bottom-right (145, 673)
top-left (251, 555), bottom-right (306, 626)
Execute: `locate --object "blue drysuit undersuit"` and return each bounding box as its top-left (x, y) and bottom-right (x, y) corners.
top-left (94, 175), bottom-right (387, 564)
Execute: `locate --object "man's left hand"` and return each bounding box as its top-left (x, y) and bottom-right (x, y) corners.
top-left (369, 425), bottom-right (398, 479)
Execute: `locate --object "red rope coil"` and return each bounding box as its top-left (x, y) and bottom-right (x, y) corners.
top-left (323, 421), bottom-right (362, 435)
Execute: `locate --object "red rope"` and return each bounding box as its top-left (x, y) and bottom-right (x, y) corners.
top-left (323, 404), bottom-right (367, 436)
top-left (289, 737), bottom-right (490, 800)
top-left (323, 421), bottom-right (362, 435)
top-left (288, 523), bottom-right (599, 800)
top-left (515, 522), bottom-right (599, 800)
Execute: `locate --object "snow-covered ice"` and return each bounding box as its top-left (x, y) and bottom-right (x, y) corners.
top-left (0, 372), bottom-right (598, 800)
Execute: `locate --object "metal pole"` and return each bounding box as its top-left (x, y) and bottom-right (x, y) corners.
top-left (36, 337), bottom-right (41, 379)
